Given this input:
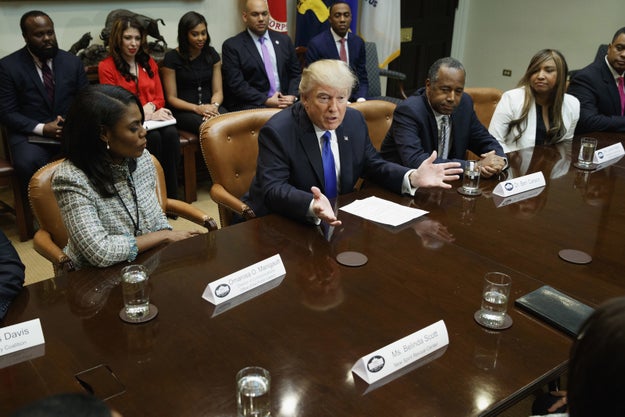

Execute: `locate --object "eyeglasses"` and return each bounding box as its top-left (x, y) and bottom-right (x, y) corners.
top-left (315, 94), bottom-right (348, 105)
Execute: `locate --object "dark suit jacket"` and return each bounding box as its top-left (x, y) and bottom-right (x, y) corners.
top-left (244, 102), bottom-right (409, 222)
top-left (0, 230), bottom-right (25, 322)
top-left (379, 88), bottom-right (505, 168)
top-left (222, 30), bottom-right (302, 111)
top-left (305, 31), bottom-right (368, 101)
top-left (0, 47), bottom-right (88, 145)
top-left (567, 59), bottom-right (625, 133)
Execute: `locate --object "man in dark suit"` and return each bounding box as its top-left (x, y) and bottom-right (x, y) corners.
top-left (305, 1), bottom-right (368, 102)
top-left (0, 230), bottom-right (25, 324)
top-left (0, 10), bottom-right (88, 195)
top-left (568, 27), bottom-right (625, 133)
top-left (380, 57), bottom-right (506, 178)
top-left (221, 0), bottom-right (302, 111)
top-left (243, 59), bottom-right (462, 226)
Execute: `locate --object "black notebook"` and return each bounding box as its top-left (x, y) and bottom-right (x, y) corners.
top-left (515, 285), bottom-right (594, 337)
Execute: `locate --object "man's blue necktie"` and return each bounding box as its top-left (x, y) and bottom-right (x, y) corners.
top-left (321, 131), bottom-right (337, 199)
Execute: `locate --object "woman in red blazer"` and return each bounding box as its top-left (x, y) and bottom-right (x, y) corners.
top-left (99, 17), bottom-right (180, 199)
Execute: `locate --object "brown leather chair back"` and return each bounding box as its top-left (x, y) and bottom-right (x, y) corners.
top-left (29, 159), bottom-right (68, 249)
top-left (199, 108), bottom-right (281, 227)
top-left (349, 100), bottom-right (397, 150)
top-left (463, 87), bottom-right (503, 129)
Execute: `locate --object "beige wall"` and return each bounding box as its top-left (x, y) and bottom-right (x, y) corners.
top-left (0, 0), bottom-right (621, 92)
top-left (0, 1), bottom-right (243, 58)
top-left (454, 0), bottom-right (624, 90)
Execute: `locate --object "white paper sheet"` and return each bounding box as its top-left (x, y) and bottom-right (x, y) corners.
top-left (339, 196), bottom-right (428, 227)
top-left (143, 118), bottom-right (177, 131)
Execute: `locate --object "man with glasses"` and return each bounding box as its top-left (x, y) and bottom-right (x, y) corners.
top-left (221, 0), bottom-right (301, 111)
top-left (243, 59), bottom-right (462, 226)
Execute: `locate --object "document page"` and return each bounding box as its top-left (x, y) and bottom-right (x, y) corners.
top-left (340, 196), bottom-right (428, 227)
top-left (143, 118), bottom-right (177, 131)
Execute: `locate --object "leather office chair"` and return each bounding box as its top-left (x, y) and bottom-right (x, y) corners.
top-left (199, 108), bottom-right (281, 227)
top-left (463, 87), bottom-right (503, 129)
top-left (28, 155), bottom-right (217, 276)
top-left (1, 126), bottom-right (35, 241)
top-left (349, 100), bottom-right (396, 150)
top-left (364, 42), bottom-right (407, 103)
top-left (177, 128), bottom-right (201, 203)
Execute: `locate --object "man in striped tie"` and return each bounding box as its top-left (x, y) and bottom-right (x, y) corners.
top-left (305, 1), bottom-right (369, 102)
top-left (0, 10), bottom-right (88, 198)
top-left (243, 59), bottom-right (462, 226)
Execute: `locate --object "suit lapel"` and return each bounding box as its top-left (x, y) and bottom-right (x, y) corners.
top-left (243, 32), bottom-right (266, 75)
top-left (336, 125), bottom-right (353, 192)
top-left (23, 49), bottom-right (52, 108)
top-left (424, 96), bottom-right (440, 151)
top-left (327, 31), bottom-right (340, 60)
top-left (601, 63), bottom-right (622, 113)
top-left (346, 33), bottom-right (357, 64)
top-left (296, 106), bottom-right (325, 188)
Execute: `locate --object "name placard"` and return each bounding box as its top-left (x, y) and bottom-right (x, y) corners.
top-left (492, 171), bottom-right (545, 197)
top-left (211, 276), bottom-right (285, 317)
top-left (202, 254), bottom-right (286, 305)
top-left (0, 318), bottom-right (45, 358)
top-left (594, 142), bottom-right (624, 164)
top-left (351, 320), bottom-right (449, 384)
top-left (493, 186), bottom-right (545, 208)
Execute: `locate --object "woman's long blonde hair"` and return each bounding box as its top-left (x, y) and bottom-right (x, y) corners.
top-left (508, 49), bottom-right (569, 144)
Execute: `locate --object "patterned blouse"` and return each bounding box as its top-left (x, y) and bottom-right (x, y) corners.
top-left (52, 150), bottom-right (171, 269)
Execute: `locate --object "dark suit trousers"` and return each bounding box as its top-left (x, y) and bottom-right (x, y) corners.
top-left (10, 133), bottom-right (61, 196)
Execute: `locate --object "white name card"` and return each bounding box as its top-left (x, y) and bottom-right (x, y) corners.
top-left (492, 171), bottom-right (545, 197)
top-left (594, 142), bottom-right (625, 164)
top-left (202, 254), bottom-right (286, 305)
top-left (351, 320), bottom-right (449, 384)
top-left (493, 186), bottom-right (545, 208)
top-left (0, 318), bottom-right (45, 358)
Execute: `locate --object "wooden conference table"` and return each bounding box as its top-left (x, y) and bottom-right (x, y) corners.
top-left (1, 133), bottom-right (624, 416)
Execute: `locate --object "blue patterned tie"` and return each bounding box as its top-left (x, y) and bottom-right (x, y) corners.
top-left (322, 131), bottom-right (337, 199)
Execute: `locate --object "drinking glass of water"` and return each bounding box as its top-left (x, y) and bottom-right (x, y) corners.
top-left (237, 366), bottom-right (271, 417)
top-left (576, 137), bottom-right (597, 169)
top-left (458, 160), bottom-right (482, 196)
top-left (475, 272), bottom-right (512, 330)
top-left (120, 264), bottom-right (153, 323)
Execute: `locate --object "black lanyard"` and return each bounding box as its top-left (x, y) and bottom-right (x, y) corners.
top-left (114, 174), bottom-right (141, 236)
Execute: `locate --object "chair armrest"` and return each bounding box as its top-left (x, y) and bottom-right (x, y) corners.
top-left (32, 229), bottom-right (74, 275)
top-left (466, 150), bottom-right (480, 161)
top-left (379, 69), bottom-right (408, 99)
top-left (165, 198), bottom-right (218, 231)
top-left (209, 184), bottom-right (256, 220)
top-left (379, 69), bottom-right (406, 81)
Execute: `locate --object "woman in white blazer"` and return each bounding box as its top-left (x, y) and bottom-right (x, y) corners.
top-left (489, 49), bottom-right (580, 153)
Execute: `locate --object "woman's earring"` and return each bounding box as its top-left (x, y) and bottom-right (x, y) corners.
top-left (106, 142), bottom-right (110, 150)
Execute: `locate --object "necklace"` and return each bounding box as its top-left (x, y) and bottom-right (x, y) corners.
top-left (189, 52), bottom-right (205, 104)
top-left (113, 174), bottom-right (142, 236)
